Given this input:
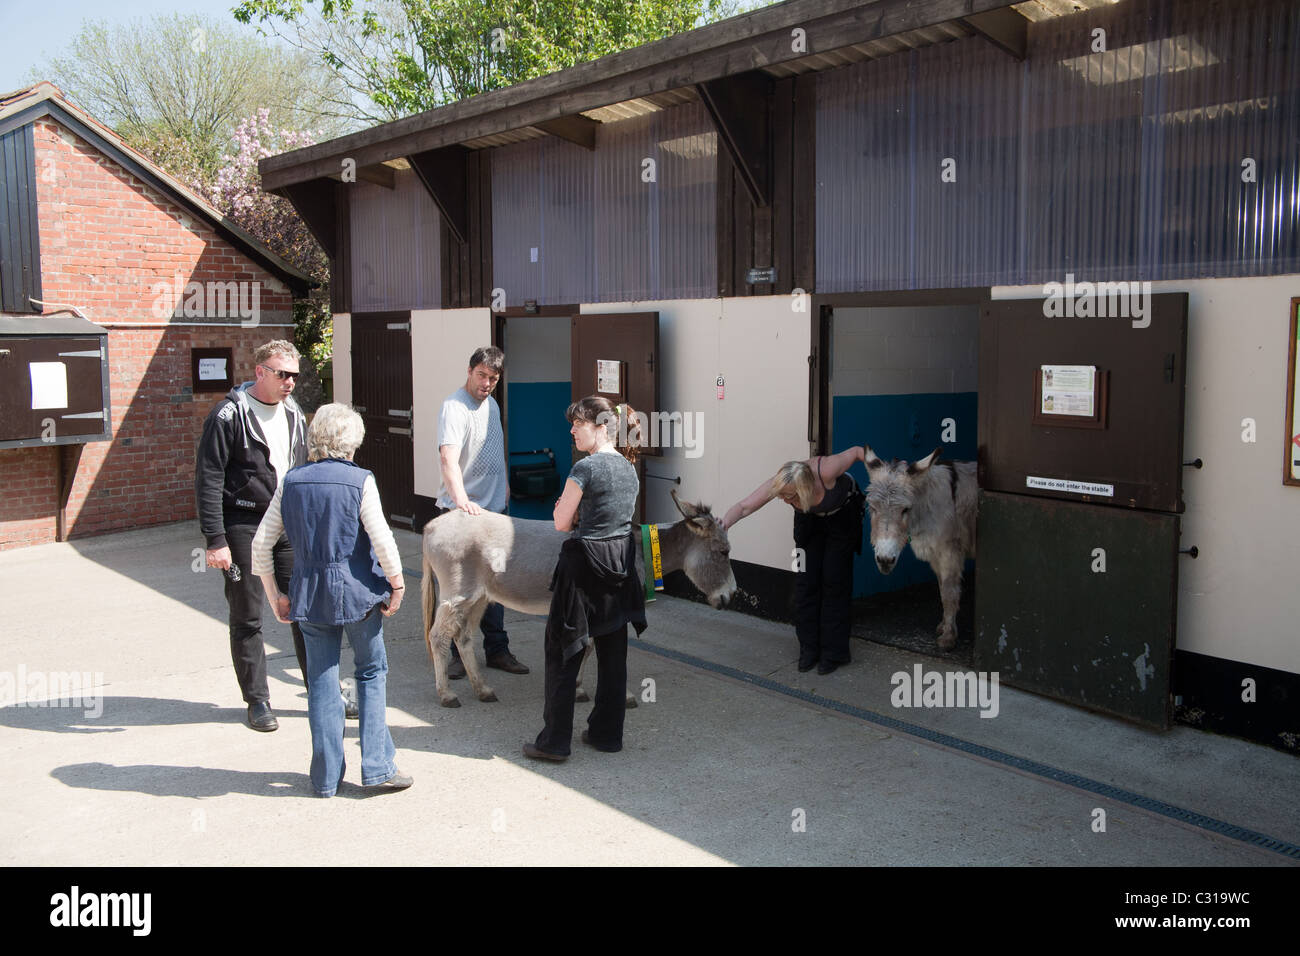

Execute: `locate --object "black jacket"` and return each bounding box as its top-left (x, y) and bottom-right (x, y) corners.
top-left (195, 383), bottom-right (307, 548)
top-left (546, 532), bottom-right (648, 663)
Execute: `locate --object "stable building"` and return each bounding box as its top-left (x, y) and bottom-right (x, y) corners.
top-left (260, 0), bottom-right (1300, 750)
top-left (0, 83), bottom-right (313, 548)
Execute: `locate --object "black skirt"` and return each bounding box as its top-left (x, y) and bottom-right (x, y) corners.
top-left (546, 532), bottom-right (648, 662)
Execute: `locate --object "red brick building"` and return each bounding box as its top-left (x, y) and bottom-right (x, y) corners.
top-left (0, 83), bottom-right (313, 549)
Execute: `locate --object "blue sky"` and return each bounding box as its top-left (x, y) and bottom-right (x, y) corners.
top-left (4, 0), bottom-right (260, 93)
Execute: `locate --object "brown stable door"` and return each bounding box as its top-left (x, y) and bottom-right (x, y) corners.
top-left (570, 312), bottom-right (660, 524)
top-left (975, 293), bottom-right (1190, 729)
top-left (350, 312), bottom-right (416, 528)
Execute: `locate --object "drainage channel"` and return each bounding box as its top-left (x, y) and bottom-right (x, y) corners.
top-left (629, 636), bottom-right (1300, 862)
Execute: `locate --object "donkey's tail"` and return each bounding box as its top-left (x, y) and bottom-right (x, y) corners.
top-left (421, 545), bottom-right (438, 664)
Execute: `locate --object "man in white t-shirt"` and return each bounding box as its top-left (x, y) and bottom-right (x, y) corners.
top-left (436, 346), bottom-right (528, 677)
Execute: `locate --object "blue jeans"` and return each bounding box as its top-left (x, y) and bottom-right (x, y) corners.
top-left (301, 609), bottom-right (396, 796)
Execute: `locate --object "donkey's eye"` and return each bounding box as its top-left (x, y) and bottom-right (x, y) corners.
top-left (902, 507), bottom-right (910, 516)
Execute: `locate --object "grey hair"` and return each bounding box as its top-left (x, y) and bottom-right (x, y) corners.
top-left (254, 339), bottom-right (301, 365)
top-left (308, 403), bottom-right (365, 461)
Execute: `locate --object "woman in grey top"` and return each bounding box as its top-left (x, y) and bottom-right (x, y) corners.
top-left (524, 397), bottom-right (647, 761)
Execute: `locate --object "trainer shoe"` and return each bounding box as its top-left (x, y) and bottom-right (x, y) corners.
top-left (447, 657), bottom-right (466, 680)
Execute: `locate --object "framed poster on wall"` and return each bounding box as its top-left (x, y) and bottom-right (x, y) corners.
top-left (1285, 299), bottom-right (1300, 487)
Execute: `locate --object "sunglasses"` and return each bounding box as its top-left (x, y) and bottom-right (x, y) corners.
top-left (259, 365), bottom-right (300, 381)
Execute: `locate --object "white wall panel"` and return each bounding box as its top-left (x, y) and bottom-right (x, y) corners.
top-left (410, 308), bottom-right (492, 498)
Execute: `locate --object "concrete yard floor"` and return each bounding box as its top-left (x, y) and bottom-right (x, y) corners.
top-left (1, 520), bottom-right (1296, 867)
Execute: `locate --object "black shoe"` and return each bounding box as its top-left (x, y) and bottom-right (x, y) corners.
top-left (797, 653), bottom-right (818, 673)
top-left (817, 659), bottom-right (844, 675)
top-left (247, 701), bottom-right (279, 732)
top-left (368, 769), bottom-right (413, 790)
top-left (581, 730), bottom-right (622, 753)
top-left (487, 652), bottom-right (530, 675)
top-left (447, 657), bottom-right (466, 680)
top-left (522, 742), bottom-right (567, 762)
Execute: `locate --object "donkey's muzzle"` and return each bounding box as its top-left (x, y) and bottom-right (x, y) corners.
top-left (876, 557), bottom-right (896, 575)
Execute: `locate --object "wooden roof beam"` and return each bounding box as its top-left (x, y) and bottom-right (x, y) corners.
top-left (697, 71), bottom-right (774, 208)
top-left (407, 145), bottom-right (469, 244)
top-left (961, 7), bottom-right (1028, 61)
top-left (535, 115), bottom-right (600, 150)
top-left (276, 179), bottom-right (338, 260)
top-left (356, 163), bottom-right (396, 188)
top-left (260, 0), bottom-right (1025, 191)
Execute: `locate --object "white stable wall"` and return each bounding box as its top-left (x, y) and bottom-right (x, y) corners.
top-left (410, 308), bottom-right (493, 499)
top-left (581, 297), bottom-right (809, 573)
top-left (332, 313), bottom-right (351, 405)
top-left (993, 276), bottom-right (1300, 676)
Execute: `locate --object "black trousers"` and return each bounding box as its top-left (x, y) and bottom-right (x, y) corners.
top-left (535, 624), bottom-right (628, 756)
top-left (223, 520), bottom-right (308, 705)
top-left (792, 506), bottom-right (860, 665)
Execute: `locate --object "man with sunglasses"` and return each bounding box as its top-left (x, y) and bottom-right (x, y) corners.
top-left (196, 339), bottom-right (312, 731)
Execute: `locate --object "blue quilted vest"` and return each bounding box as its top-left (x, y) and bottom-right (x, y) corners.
top-left (280, 458), bottom-right (390, 625)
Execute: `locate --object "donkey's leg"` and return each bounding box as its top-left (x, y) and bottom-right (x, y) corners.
top-left (457, 597), bottom-right (498, 703)
top-left (933, 549), bottom-right (964, 651)
top-left (431, 602), bottom-right (465, 708)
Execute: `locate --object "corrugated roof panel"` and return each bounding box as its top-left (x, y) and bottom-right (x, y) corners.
top-left (816, 0), bottom-right (1300, 291)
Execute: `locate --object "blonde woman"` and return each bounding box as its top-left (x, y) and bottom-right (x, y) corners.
top-left (722, 447), bottom-right (866, 674)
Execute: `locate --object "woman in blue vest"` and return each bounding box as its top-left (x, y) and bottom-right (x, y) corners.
top-left (252, 403), bottom-right (411, 796)
top-left (722, 447), bottom-right (867, 674)
top-left (524, 398), bottom-right (647, 762)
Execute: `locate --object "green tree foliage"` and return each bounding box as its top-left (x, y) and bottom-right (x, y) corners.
top-left (234, 0), bottom-right (756, 122)
top-left (37, 13), bottom-right (353, 183)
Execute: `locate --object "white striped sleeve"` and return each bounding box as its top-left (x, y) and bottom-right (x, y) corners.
top-left (360, 475), bottom-right (402, 579)
top-left (250, 484), bottom-right (285, 576)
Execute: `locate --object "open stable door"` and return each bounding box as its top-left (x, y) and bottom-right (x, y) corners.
top-left (974, 293), bottom-right (1189, 729)
top-left (351, 311), bottom-right (416, 528)
top-left (570, 312), bottom-right (660, 524)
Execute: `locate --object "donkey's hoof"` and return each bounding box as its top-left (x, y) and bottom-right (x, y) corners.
top-left (479, 690), bottom-right (499, 703)
top-left (937, 632), bottom-right (957, 651)
top-left (440, 697), bottom-right (462, 709)
top-left (574, 689), bottom-right (590, 703)
top-left (624, 694), bottom-right (638, 710)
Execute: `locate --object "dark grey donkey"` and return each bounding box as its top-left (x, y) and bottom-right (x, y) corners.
top-left (863, 446), bottom-right (977, 651)
top-left (420, 489), bottom-right (736, 707)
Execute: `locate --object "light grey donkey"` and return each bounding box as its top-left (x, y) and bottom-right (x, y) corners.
top-left (420, 489), bottom-right (737, 708)
top-left (863, 446), bottom-right (977, 650)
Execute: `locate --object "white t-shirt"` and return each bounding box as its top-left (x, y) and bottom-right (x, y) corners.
top-left (435, 387), bottom-right (507, 512)
top-left (247, 393), bottom-right (291, 487)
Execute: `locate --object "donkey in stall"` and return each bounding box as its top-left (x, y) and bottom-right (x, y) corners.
top-left (420, 490), bottom-right (736, 708)
top-left (863, 446), bottom-right (977, 651)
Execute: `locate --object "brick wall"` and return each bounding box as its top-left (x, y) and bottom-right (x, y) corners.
top-left (0, 117), bottom-right (302, 550)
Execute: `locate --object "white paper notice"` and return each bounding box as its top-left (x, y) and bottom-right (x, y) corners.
top-left (198, 357), bottom-right (228, 381)
top-left (29, 362), bottom-right (68, 410)
top-left (1026, 475), bottom-right (1114, 497)
top-left (1041, 364), bottom-right (1096, 417)
top-left (597, 359), bottom-right (621, 394)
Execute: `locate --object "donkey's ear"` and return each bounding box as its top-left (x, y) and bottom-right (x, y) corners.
top-left (671, 488), bottom-right (703, 519)
top-left (864, 444), bottom-right (886, 473)
top-left (671, 489), bottom-right (714, 534)
top-left (909, 447), bottom-right (942, 475)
